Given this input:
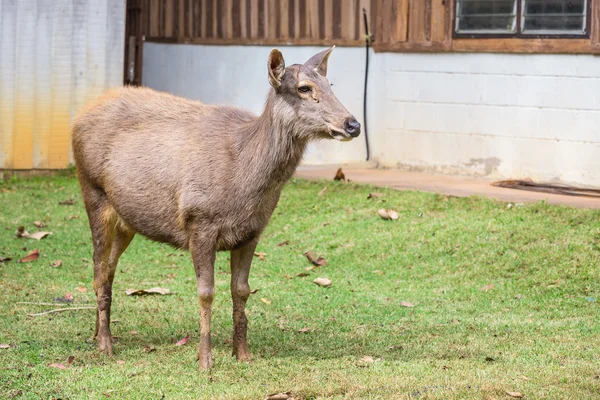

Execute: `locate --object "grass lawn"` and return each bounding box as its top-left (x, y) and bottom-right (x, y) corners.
top-left (0, 173), bottom-right (599, 399)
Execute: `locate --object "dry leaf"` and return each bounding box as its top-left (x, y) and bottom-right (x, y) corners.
top-left (65, 293), bottom-right (73, 301)
top-left (451, 318), bottom-right (460, 324)
top-left (304, 251), bottom-right (327, 267)
top-left (175, 333), bottom-right (189, 346)
top-left (250, 288), bottom-right (259, 294)
top-left (253, 252), bottom-right (267, 261)
top-left (297, 327), bottom-right (310, 334)
top-left (20, 249), bottom-right (39, 263)
top-left (333, 168), bottom-right (346, 181)
top-left (372, 270), bottom-right (385, 276)
top-left (400, 301), bottom-right (415, 308)
top-left (266, 392), bottom-right (292, 400)
top-left (143, 345), bottom-right (155, 353)
top-left (283, 274), bottom-right (293, 279)
top-left (260, 298), bottom-right (271, 305)
top-left (515, 294), bottom-right (522, 300)
top-left (34, 221), bottom-right (45, 228)
top-left (480, 284), bottom-right (495, 292)
top-left (296, 272), bottom-right (310, 277)
top-left (129, 330), bottom-right (139, 335)
top-left (367, 192), bottom-right (384, 199)
top-left (317, 187), bottom-right (327, 196)
top-left (313, 278), bottom-right (332, 287)
top-left (125, 287), bottom-right (171, 296)
top-left (59, 199), bottom-right (75, 205)
top-left (117, 360), bottom-right (125, 365)
top-left (76, 287), bottom-right (87, 293)
top-left (506, 391), bottom-right (523, 398)
top-left (378, 209), bottom-right (398, 220)
top-left (49, 355), bottom-right (74, 370)
top-left (51, 260), bottom-right (62, 268)
top-left (66, 215), bottom-right (79, 220)
top-left (360, 355), bottom-right (374, 363)
top-left (25, 231), bottom-right (52, 240)
top-left (0, 256), bottom-right (11, 263)
top-left (0, 344), bottom-right (10, 349)
top-left (277, 240), bottom-right (289, 247)
top-left (15, 226), bottom-right (29, 238)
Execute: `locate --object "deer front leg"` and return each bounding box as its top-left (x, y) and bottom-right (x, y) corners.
top-left (230, 238), bottom-right (258, 362)
top-left (189, 231), bottom-right (216, 370)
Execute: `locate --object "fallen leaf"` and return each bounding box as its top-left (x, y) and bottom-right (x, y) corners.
top-left (143, 345), bottom-right (155, 353)
top-left (0, 344), bottom-right (10, 349)
top-left (277, 240), bottom-right (289, 247)
top-left (304, 251), bottom-right (327, 267)
top-left (51, 260), bottom-right (62, 268)
top-left (25, 231), bottom-right (52, 240)
top-left (361, 355), bottom-right (375, 363)
top-left (317, 187), bottom-right (327, 196)
top-left (65, 293), bottom-right (73, 301)
top-left (378, 209), bottom-right (399, 220)
top-left (125, 287), bottom-right (171, 296)
top-left (367, 192), bottom-right (384, 199)
top-left (313, 278), bottom-right (332, 287)
top-left (117, 360), bottom-right (125, 365)
top-left (0, 256), bottom-right (11, 263)
top-left (250, 288), bottom-right (259, 294)
top-left (372, 270), bottom-right (385, 276)
top-left (253, 252), bottom-right (267, 261)
top-left (15, 226), bottom-right (29, 238)
top-left (76, 287), bottom-right (87, 293)
top-left (175, 333), bottom-right (189, 346)
top-left (295, 272), bottom-right (310, 277)
top-left (400, 301), bottom-right (415, 308)
top-left (506, 391), bottom-right (523, 398)
top-left (59, 199), bottom-right (75, 205)
top-left (485, 356), bottom-right (495, 362)
top-left (266, 392), bottom-right (292, 400)
top-left (333, 168), bottom-right (346, 181)
top-left (49, 355), bottom-right (74, 370)
top-left (297, 327), bottom-right (310, 334)
top-left (33, 221), bottom-right (45, 228)
top-left (480, 284), bottom-right (495, 292)
top-left (260, 298), bottom-right (271, 305)
top-left (515, 294), bottom-right (522, 300)
top-left (283, 274), bottom-right (293, 279)
top-left (129, 330), bottom-right (139, 335)
top-left (19, 249), bottom-right (39, 263)
top-left (451, 318), bottom-right (460, 324)
top-left (66, 215), bottom-right (79, 220)
top-left (305, 266), bottom-right (315, 271)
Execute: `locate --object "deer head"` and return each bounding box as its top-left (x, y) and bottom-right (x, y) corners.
top-left (267, 46), bottom-right (361, 142)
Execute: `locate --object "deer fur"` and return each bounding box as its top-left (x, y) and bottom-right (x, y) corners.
top-left (72, 46), bottom-right (360, 369)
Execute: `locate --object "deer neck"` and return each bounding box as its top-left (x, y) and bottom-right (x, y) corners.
top-left (238, 92), bottom-right (308, 192)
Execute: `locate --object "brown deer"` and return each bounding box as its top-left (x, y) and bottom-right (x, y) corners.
top-left (72, 46), bottom-right (360, 369)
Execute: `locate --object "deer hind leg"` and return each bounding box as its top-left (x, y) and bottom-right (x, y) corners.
top-left (230, 238), bottom-right (258, 362)
top-left (82, 184), bottom-right (134, 355)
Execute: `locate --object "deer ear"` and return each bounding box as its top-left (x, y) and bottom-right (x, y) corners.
top-left (267, 49), bottom-right (286, 89)
top-left (304, 45), bottom-right (335, 77)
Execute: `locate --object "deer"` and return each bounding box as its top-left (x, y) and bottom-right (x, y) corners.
top-left (71, 46), bottom-right (360, 369)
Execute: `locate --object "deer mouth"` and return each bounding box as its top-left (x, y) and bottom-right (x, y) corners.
top-left (328, 127), bottom-right (353, 142)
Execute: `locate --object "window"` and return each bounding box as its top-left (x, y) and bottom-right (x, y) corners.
top-left (455, 0), bottom-right (589, 37)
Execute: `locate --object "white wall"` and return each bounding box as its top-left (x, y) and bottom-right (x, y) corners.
top-left (372, 52), bottom-right (600, 187)
top-left (143, 43), bottom-right (600, 187)
top-left (142, 43), bottom-right (369, 165)
top-left (0, 0), bottom-right (125, 169)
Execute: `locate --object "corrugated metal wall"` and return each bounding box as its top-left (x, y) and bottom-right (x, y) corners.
top-left (0, 0), bottom-right (125, 170)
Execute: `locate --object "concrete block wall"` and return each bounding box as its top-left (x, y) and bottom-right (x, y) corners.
top-left (371, 53), bottom-right (600, 186)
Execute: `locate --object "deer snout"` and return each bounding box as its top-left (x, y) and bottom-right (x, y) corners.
top-left (344, 117), bottom-right (361, 138)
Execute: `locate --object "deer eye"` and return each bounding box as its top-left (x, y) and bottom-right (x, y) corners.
top-left (298, 86), bottom-right (312, 94)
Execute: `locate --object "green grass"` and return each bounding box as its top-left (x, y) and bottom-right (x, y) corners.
top-left (1, 174), bottom-right (599, 399)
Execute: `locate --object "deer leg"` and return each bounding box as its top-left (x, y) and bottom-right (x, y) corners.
top-left (189, 231), bottom-right (216, 369)
top-left (91, 206), bottom-right (134, 355)
top-left (230, 238), bottom-right (258, 362)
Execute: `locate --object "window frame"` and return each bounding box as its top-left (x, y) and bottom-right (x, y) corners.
top-left (453, 0), bottom-right (592, 39)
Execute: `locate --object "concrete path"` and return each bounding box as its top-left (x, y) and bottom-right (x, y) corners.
top-left (295, 165), bottom-right (600, 209)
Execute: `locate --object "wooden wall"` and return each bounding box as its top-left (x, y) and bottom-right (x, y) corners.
top-left (138, 0), bottom-right (600, 55)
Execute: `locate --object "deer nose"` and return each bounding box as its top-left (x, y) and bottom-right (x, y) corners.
top-left (344, 117), bottom-right (361, 138)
